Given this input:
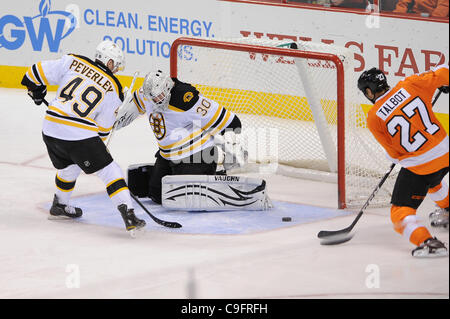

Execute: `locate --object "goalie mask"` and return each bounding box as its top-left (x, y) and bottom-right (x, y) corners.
top-left (143, 70), bottom-right (174, 112)
top-left (94, 40), bottom-right (125, 74)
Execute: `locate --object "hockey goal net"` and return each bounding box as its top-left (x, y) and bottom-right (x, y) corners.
top-left (170, 37), bottom-right (398, 209)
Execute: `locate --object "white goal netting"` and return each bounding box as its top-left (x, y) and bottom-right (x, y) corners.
top-left (172, 37), bottom-right (398, 208)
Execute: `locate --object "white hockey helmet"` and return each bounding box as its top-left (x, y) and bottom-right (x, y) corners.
top-left (143, 70), bottom-right (174, 111)
top-left (94, 40), bottom-right (125, 73)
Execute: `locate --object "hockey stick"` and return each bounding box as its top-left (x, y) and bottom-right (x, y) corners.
top-left (317, 88), bottom-right (444, 245)
top-left (130, 193), bottom-right (182, 229)
top-left (318, 163), bottom-right (396, 245)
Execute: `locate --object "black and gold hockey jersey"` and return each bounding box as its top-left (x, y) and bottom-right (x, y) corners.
top-left (133, 78), bottom-right (236, 161)
top-left (22, 54), bottom-right (123, 142)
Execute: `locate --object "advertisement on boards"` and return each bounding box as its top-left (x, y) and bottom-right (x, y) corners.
top-left (0, 0), bottom-right (219, 75)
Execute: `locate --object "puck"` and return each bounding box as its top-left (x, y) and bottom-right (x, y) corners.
top-left (282, 217), bottom-right (292, 222)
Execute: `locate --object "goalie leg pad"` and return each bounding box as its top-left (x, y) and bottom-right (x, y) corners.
top-left (162, 175), bottom-right (272, 211)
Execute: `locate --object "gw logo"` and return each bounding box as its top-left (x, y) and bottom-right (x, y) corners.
top-left (0, 0), bottom-right (76, 52)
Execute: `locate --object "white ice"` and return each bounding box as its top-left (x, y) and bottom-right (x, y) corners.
top-left (0, 88), bottom-right (448, 299)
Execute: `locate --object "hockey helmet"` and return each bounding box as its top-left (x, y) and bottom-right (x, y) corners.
top-left (143, 70), bottom-right (174, 111)
top-left (94, 40), bottom-right (125, 73)
top-left (357, 68), bottom-right (389, 101)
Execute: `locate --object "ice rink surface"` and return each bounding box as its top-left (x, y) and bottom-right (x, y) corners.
top-left (0, 88), bottom-right (448, 300)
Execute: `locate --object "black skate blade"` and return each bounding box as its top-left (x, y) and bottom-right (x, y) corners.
top-left (319, 232), bottom-right (354, 245)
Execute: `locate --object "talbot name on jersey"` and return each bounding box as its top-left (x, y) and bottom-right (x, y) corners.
top-left (69, 60), bottom-right (114, 93)
top-left (214, 176), bottom-right (240, 182)
top-left (376, 88), bottom-right (411, 121)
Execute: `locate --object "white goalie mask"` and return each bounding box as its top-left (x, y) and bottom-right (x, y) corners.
top-left (94, 40), bottom-right (125, 73)
top-left (143, 70), bottom-right (174, 112)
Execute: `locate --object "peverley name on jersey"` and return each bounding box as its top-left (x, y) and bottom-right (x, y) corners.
top-left (376, 88), bottom-right (411, 121)
top-left (69, 59), bottom-right (115, 94)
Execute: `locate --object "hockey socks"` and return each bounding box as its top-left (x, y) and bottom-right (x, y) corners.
top-left (54, 164), bottom-right (81, 205)
top-left (96, 161), bottom-right (134, 209)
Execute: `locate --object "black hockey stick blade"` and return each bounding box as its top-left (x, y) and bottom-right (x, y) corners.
top-left (318, 229), bottom-right (354, 245)
top-left (317, 210), bottom-right (363, 245)
top-left (131, 193), bottom-right (182, 229)
top-left (317, 162), bottom-right (397, 246)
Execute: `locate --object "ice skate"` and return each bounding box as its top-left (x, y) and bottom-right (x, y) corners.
top-left (412, 237), bottom-right (448, 258)
top-left (118, 204), bottom-right (146, 237)
top-left (48, 195), bottom-right (82, 220)
top-left (429, 207), bottom-right (449, 229)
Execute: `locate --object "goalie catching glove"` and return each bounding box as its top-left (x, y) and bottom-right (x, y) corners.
top-left (214, 130), bottom-right (248, 171)
top-left (114, 98), bottom-right (140, 130)
top-left (113, 86), bottom-right (141, 130)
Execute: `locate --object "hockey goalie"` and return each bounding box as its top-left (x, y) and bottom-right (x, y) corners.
top-left (114, 69), bottom-right (272, 211)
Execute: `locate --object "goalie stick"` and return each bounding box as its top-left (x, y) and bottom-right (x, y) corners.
top-left (130, 193), bottom-right (182, 229)
top-left (317, 88), bottom-right (444, 245)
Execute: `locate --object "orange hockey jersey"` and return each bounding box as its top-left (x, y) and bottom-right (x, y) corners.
top-left (367, 64), bottom-right (449, 175)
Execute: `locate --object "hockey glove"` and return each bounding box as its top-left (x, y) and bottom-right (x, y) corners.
top-left (28, 85), bottom-right (47, 105)
top-left (438, 86), bottom-right (449, 94)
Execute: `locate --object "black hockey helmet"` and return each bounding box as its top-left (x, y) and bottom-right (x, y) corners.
top-left (357, 68), bottom-right (389, 100)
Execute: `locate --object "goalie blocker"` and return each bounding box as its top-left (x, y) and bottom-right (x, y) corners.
top-left (127, 164), bottom-right (272, 211)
